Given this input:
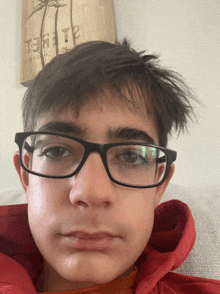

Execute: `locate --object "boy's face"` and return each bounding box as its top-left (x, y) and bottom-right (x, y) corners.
top-left (14, 88), bottom-right (174, 292)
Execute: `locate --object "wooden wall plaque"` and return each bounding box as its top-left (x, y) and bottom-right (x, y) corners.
top-left (20, 0), bottom-right (115, 86)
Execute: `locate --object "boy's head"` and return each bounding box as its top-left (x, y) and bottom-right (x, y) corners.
top-left (14, 39), bottom-right (194, 291)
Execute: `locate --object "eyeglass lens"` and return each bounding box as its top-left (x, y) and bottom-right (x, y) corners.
top-left (21, 134), bottom-right (167, 186)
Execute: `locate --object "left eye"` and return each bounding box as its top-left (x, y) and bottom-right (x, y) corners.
top-left (118, 150), bottom-right (148, 165)
top-left (120, 150), bottom-right (138, 163)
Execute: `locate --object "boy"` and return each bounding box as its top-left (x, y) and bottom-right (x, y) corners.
top-left (1, 39), bottom-right (219, 293)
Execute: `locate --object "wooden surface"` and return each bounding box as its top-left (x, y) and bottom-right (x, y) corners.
top-left (20, 0), bottom-right (115, 86)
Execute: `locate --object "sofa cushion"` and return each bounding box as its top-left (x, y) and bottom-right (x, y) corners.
top-left (162, 184), bottom-right (220, 280)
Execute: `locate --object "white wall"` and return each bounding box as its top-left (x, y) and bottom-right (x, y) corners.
top-left (0, 0), bottom-right (219, 189)
top-left (0, 0), bottom-right (26, 189)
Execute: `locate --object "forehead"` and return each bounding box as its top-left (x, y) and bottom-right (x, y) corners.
top-left (35, 86), bottom-right (159, 144)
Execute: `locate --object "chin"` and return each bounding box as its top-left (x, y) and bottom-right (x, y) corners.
top-left (44, 252), bottom-right (134, 291)
top-left (59, 262), bottom-right (131, 290)
top-left (66, 266), bottom-right (120, 285)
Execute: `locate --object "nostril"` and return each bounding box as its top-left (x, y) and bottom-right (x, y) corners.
top-left (73, 199), bottom-right (112, 208)
top-left (104, 201), bottom-right (111, 208)
top-left (75, 200), bottom-right (88, 207)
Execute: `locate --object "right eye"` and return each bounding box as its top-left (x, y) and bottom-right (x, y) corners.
top-left (39, 146), bottom-right (71, 160)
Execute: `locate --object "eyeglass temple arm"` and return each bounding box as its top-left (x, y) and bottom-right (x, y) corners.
top-left (156, 156), bottom-right (166, 164)
top-left (24, 142), bottom-right (34, 153)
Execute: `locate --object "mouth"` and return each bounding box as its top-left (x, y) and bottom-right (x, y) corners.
top-left (62, 231), bottom-right (115, 251)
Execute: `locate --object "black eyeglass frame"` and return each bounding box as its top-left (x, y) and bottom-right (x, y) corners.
top-left (15, 131), bottom-right (177, 189)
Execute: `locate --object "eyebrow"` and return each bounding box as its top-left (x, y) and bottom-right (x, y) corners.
top-left (38, 121), bottom-right (85, 136)
top-left (108, 127), bottom-right (155, 145)
top-left (38, 121), bottom-right (155, 144)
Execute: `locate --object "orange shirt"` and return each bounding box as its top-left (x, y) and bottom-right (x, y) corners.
top-left (38, 268), bottom-right (137, 294)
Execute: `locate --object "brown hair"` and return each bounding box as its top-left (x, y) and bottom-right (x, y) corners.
top-left (22, 38), bottom-right (196, 147)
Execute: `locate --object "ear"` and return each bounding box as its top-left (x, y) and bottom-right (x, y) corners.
top-left (13, 151), bottom-right (29, 194)
top-left (154, 163), bottom-right (175, 207)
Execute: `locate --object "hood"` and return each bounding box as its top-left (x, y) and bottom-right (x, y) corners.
top-left (0, 199), bottom-right (196, 293)
top-left (0, 204), bottom-right (43, 288)
top-left (134, 199), bottom-right (196, 293)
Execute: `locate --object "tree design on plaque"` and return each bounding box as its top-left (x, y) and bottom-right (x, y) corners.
top-left (28, 0), bottom-right (79, 68)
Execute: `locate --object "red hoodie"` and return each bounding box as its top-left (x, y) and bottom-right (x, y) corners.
top-left (0, 199), bottom-right (219, 294)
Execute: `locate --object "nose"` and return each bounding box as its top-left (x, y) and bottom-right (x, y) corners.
top-left (68, 152), bottom-right (117, 208)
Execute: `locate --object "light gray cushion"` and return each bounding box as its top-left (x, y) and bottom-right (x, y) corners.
top-left (0, 184), bottom-right (219, 280)
top-left (0, 188), bottom-right (27, 205)
top-left (162, 184), bottom-right (220, 280)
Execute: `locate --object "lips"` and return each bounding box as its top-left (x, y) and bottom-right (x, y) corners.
top-left (62, 231), bottom-right (115, 251)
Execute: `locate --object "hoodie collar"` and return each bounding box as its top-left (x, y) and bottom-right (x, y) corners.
top-left (134, 199), bottom-right (196, 293)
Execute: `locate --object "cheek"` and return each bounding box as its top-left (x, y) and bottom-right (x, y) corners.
top-left (26, 177), bottom-right (63, 242)
top-left (27, 176), bottom-right (69, 209)
top-left (119, 189), bottom-right (156, 251)
top-left (129, 207), bottom-right (154, 252)
top-left (26, 178), bottom-right (65, 269)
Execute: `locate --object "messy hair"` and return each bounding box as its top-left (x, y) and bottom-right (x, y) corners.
top-left (22, 38), bottom-right (196, 147)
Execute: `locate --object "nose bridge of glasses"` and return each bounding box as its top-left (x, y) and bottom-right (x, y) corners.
top-left (78, 142), bottom-right (110, 180)
top-left (83, 141), bottom-right (107, 166)
top-left (82, 139), bottom-right (105, 155)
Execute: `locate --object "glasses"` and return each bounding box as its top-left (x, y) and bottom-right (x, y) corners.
top-left (15, 132), bottom-right (177, 188)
